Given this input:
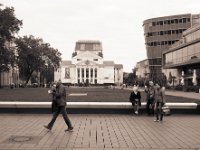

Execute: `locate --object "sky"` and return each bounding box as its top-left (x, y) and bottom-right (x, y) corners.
top-left (1, 0), bottom-right (200, 72)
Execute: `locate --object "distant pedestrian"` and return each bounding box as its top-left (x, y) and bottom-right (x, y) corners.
top-left (145, 81), bottom-right (155, 115)
top-left (129, 85), bottom-right (141, 115)
top-left (44, 80), bottom-right (73, 132)
top-left (154, 83), bottom-right (165, 122)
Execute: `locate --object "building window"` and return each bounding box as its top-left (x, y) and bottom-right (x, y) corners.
top-left (95, 68), bottom-right (97, 78)
top-left (82, 68), bottom-right (84, 78)
top-left (77, 68), bottom-right (80, 78)
top-left (94, 79), bottom-right (97, 84)
top-left (94, 59), bottom-right (98, 61)
top-left (90, 68), bottom-right (93, 77)
top-left (65, 68), bottom-right (70, 79)
top-left (86, 68), bottom-right (89, 78)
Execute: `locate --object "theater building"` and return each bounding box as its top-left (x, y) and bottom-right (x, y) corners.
top-left (143, 14), bottom-right (200, 82)
top-left (54, 40), bottom-right (123, 85)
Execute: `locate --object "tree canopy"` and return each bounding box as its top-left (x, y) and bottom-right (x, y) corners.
top-left (15, 35), bottom-right (62, 84)
top-left (0, 4), bottom-right (22, 72)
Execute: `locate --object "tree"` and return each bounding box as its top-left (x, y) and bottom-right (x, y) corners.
top-left (0, 4), bottom-right (22, 72)
top-left (15, 35), bottom-right (61, 85)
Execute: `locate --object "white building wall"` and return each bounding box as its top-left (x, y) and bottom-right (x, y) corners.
top-left (102, 66), bottom-right (114, 84)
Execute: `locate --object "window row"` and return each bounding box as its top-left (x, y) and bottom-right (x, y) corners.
top-left (151, 18), bottom-right (190, 26)
top-left (145, 29), bottom-right (186, 37)
top-left (146, 40), bottom-right (178, 46)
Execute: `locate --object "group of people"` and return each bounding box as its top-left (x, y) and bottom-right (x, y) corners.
top-left (44, 80), bottom-right (165, 132)
top-left (129, 81), bottom-right (166, 122)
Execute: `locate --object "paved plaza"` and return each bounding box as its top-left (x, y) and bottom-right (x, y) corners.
top-left (0, 114), bottom-right (199, 150)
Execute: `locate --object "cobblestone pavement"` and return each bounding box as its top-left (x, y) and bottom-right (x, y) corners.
top-left (0, 114), bottom-right (200, 150)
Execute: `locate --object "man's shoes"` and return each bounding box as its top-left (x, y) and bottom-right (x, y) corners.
top-left (154, 119), bottom-right (159, 122)
top-left (65, 127), bottom-right (73, 132)
top-left (44, 125), bottom-right (51, 130)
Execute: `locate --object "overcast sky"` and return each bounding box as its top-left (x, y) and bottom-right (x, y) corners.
top-left (1, 0), bottom-right (200, 72)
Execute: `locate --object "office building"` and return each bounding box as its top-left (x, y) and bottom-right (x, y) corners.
top-left (163, 24), bottom-right (200, 86)
top-left (143, 14), bottom-right (200, 82)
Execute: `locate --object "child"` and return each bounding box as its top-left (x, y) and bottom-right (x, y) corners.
top-left (129, 85), bottom-right (141, 115)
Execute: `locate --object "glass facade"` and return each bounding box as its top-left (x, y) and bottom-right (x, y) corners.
top-left (165, 42), bottom-right (200, 65)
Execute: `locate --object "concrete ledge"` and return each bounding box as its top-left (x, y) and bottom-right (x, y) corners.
top-left (0, 101), bottom-right (198, 109)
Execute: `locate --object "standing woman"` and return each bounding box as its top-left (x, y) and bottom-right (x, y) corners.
top-left (129, 85), bottom-right (141, 115)
top-left (154, 83), bottom-right (166, 122)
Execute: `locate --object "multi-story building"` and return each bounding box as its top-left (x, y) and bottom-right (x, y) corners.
top-left (143, 14), bottom-right (200, 82)
top-left (54, 40), bottom-right (123, 85)
top-left (135, 59), bottom-right (149, 79)
top-left (163, 24), bottom-right (200, 86)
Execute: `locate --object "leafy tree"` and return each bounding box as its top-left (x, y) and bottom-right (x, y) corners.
top-left (15, 35), bottom-right (61, 84)
top-left (123, 69), bottom-right (137, 86)
top-left (0, 4), bottom-right (22, 72)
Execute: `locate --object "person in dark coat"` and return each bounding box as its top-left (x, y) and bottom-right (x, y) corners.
top-left (44, 80), bottom-right (73, 132)
top-left (129, 85), bottom-right (141, 115)
top-left (145, 81), bottom-right (155, 115)
top-left (154, 83), bottom-right (166, 122)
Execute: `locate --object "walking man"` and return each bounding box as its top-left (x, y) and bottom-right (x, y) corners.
top-left (44, 80), bottom-right (73, 132)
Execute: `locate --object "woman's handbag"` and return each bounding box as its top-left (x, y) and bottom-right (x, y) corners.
top-left (162, 105), bottom-right (171, 116)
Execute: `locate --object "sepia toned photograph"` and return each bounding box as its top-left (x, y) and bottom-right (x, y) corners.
top-left (0, 0), bottom-right (200, 149)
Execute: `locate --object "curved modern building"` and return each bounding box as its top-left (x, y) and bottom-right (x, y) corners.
top-left (143, 14), bottom-right (200, 82)
top-left (163, 24), bottom-right (200, 86)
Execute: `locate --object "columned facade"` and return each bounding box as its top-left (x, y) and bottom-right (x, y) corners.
top-left (54, 40), bottom-right (123, 85)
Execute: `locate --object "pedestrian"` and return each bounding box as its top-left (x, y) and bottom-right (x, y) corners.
top-left (49, 82), bottom-right (57, 113)
top-left (44, 80), bottom-right (73, 132)
top-left (154, 83), bottom-right (165, 122)
top-left (145, 81), bottom-right (155, 115)
top-left (129, 85), bottom-right (141, 115)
